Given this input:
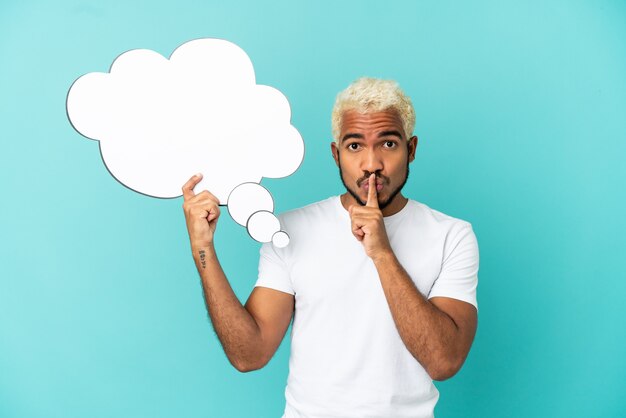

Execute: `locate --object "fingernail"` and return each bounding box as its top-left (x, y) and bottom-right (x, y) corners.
top-left (196, 173), bottom-right (203, 178)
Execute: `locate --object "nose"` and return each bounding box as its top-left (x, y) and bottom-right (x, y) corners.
top-left (361, 148), bottom-right (383, 175)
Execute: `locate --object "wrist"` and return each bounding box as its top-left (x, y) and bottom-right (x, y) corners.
top-left (371, 248), bottom-right (396, 265)
top-left (191, 245), bottom-right (217, 272)
top-left (191, 242), bottom-right (216, 258)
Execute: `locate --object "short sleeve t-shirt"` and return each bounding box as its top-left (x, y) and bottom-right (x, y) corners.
top-left (255, 196), bottom-right (479, 418)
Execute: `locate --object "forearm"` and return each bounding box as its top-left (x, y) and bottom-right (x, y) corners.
top-left (192, 245), bottom-right (263, 371)
top-left (373, 251), bottom-right (461, 380)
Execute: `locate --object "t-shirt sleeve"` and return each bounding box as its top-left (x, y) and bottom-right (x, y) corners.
top-left (254, 241), bottom-right (295, 295)
top-left (428, 223), bottom-right (479, 310)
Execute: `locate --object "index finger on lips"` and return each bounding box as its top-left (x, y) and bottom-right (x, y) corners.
top-left (366, 173), bottom-right (379, 208)
top-left (182, 173), bottom-right (203, 200)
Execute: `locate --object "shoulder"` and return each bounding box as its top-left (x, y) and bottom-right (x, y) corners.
top-left (403, 199), bottom-right (479, 266)
top-left (404, 199), bottom-right (475, 238)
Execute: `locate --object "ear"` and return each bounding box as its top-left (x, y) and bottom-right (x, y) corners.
top-left (407, 135), bottom-right (418, 162)
top-left (331, 141), bottom-right (340, 167)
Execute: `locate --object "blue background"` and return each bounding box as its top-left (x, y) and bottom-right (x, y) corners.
top-left (1, 0), bottom-right (625, 417)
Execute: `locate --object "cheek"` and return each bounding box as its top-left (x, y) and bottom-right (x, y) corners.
top-left (340, 163), bottom-right (355, 180)
top-left (339, 156), bottom-right (359, 175)
top-left (388, 157), bottom-right (408, 177)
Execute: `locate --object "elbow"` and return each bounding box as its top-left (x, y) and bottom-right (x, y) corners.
top-left (234, 364), bottom-right (259, 373)
top-left (427, 357), bottom-right (464, 381)
top-left (230, 356), bottom-right (267, 373)
top-left (429, 367), bottom-right (457, 381)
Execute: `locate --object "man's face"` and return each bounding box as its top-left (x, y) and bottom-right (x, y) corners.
top-left (331, 109), bottom-right (417, 212)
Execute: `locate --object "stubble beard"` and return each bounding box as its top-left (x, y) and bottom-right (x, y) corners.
top-left (337, 153), bottom-right (410, 211)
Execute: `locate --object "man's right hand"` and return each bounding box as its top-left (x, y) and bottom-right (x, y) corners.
top-left (181, 173), bottom-right (294, 373)
top-left (182, 173), bottom-right (221, 249)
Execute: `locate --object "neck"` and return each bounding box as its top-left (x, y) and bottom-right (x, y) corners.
top-left (340, 192), bottom-right (408, 217)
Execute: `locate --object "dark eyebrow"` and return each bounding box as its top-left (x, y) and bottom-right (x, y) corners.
top-left (378, 130), bottom-right (403, 139)
top-left (341, 133), bottom-right (364, 142)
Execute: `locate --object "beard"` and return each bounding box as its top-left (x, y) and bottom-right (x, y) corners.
top-left (337, 153), bottom-right (410, 210)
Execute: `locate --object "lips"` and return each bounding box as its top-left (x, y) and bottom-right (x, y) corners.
top-left (362, 181), bottom-right (384, 192)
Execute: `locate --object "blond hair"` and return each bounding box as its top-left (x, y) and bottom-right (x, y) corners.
top-left (331, 77), bottom-right (415, 143)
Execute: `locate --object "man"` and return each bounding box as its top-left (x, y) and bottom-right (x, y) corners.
top-left (182, 77), bottom-right (479, 417)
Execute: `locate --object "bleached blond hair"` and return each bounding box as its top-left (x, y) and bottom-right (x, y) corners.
top-left (331, 77), bottom-right (415, 143)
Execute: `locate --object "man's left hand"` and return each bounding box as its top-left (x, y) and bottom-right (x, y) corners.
top-left (349, 173), bottom-right (393, 261)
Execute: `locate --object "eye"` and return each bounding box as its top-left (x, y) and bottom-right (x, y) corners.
top-left (347, 143), bottom-right (361, 151)
top-left (383, 140), bottom-right (397, 148)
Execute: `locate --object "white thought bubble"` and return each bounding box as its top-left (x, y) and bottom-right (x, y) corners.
top-left (66, 38), bottom-right (302, 245)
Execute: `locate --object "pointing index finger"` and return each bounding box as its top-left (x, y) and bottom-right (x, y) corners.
top-left (366, 173), bottom-right (379, 208)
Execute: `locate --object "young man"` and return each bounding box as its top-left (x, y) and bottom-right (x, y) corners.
top-left (182, 78), bottom-right (479, 418)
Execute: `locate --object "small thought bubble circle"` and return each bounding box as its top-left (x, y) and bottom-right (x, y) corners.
top-left (227, 183), bottom-right (274, 227)
top-left (272, 231), bottom-right (290, 248)
top-left (247, 210), bottom-right (281, 243)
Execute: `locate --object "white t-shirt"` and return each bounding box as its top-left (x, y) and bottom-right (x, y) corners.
top-left (255, 196), bottom-right (479, 418)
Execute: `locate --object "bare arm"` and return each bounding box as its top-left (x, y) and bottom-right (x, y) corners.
top-left (182, 174), bottom-right (294, 372)
top-left (192, 245), bottom-right (294, 372)
top-left (349, 174), bottom-right (477, 380)
top-left (372, 252), bottom-right (477, 380)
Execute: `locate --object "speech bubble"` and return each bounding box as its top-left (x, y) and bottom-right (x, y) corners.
top-left (66, 38), bottom-right (303, 244)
